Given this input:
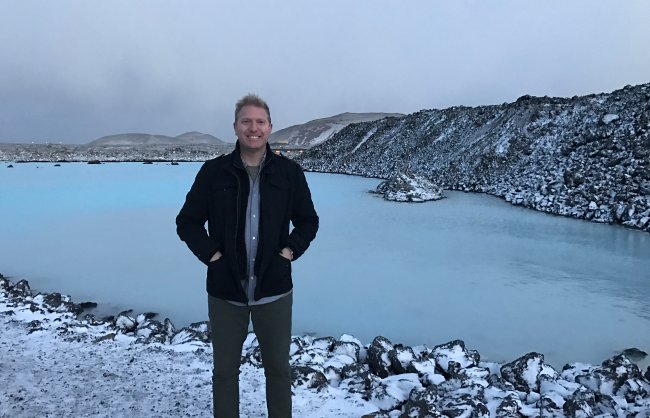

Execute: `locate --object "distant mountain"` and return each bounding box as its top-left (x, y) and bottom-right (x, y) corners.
top-left (269, 112), bottom-right (403, 148)
top-left (297, 83), bottom-right (650, 233)
top-left (88, 131), bottom-right (227, 146)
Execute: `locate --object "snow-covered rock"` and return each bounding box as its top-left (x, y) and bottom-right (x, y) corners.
top-left (374, 171), bottom-right (445, 202)
top-left (298, 83), bottom-right (650, 234)
top-left (2, 276), bottom-right (650, 417)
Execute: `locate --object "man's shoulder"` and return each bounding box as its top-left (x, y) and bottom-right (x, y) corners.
top-left (201, 152), bottom-right (233, 170)
top-left (270, 151), bottom-right (304, 172)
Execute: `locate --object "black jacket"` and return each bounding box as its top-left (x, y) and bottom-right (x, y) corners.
top-left (176, 142), bottom-right (319, 302)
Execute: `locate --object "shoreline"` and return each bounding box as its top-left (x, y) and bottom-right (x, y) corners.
top-left (5, 159), bottom-right (649, 236)
top-left (2, 274), bottom-right (649, 417)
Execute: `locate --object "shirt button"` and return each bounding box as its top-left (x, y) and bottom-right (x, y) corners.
top-left (252, 236), bottom-right (256, 240)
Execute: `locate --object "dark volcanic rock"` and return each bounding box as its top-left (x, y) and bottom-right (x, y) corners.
top-left (367, 336), bottom-right (395, 378)
top-left (291, 366), bottom-right (328, 390)
top-left (431, 340), bottom-right (479, 376)
top-left (500, 352), bottom-right (556, 393)
top-left (298, 83), bottom-right (650, 234)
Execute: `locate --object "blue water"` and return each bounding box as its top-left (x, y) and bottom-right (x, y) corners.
top-left (1, 162), bottom-right (649, 368)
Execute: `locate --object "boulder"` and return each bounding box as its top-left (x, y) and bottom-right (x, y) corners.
top-left (340, 363), bottom-right (374, 393)
top-left (562, 387), bottom-right (596, 418)
top-left (114, 311), bottom-right (137, 333)
top-left (375, 171), bottom-right (445, 203)
top-left (500, 352), bottom-right (556, 393)
top-left (389, 344), bottom-right (416, 375)
top-left (401, 386), bottom-right (443, 417)
top-left (431, 340), bottom-right (479, 376)
top-left (367, 336), bottom-right (395, 378)
top-left (12, 279), bottom-right (32, 298)
top-left (370, 374), bottom-right (422, 412)
top-left (291, 365), bottom-right (328, 391)
top-left (437, 392), bottom-right (489, 418)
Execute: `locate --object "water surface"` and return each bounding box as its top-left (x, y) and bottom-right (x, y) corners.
top-left (1, 162), bottom-right (649, 367)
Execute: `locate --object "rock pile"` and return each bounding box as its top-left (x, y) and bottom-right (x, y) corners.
top-left (374, 171), bottom-right (445, 202)
top-left (2, 276), bottom-right (649, 417)
top-left (298, 83), bottom-right (650, 233)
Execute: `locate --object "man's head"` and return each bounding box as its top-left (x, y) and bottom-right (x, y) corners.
top-left (234, 94), bottom-right (273, 156)
top-left (235, 94), bottom-right (271, 124)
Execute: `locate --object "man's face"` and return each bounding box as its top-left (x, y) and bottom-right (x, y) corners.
top-left (234, 105), bottom-right (272, 154)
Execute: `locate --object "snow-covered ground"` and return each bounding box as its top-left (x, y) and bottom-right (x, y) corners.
top-left (0, 278), bottom-right (375, 417)
top-left (2, 276), bottom-right (649, 418)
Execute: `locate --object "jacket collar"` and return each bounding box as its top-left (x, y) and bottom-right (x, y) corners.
top-left (231, 141), bottom-right (277, 170)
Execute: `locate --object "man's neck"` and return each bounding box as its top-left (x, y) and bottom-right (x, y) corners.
top-left (240, 148), bottom-right (266, 167)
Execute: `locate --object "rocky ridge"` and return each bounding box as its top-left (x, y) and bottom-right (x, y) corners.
top-left (2, 275), bottom-right (648, 417)
top-left (297, 83), bottom-right (650, 233)
top-left (270, 112), bottom-right (404, 148)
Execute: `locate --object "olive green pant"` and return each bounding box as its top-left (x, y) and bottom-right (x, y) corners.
top-left (207, 293), bottom-right (293, 418)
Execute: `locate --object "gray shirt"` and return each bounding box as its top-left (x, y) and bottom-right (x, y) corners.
top-left (227, 161), bottom-right (291, 307)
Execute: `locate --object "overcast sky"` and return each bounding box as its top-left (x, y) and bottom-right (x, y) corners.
top-left (1, 1), bottom-right (649, 144)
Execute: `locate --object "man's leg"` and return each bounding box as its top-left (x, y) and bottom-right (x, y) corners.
top-left (251, 293), bottom-right (293, 418)
top-left (208, 295), bottom-right (250, 418)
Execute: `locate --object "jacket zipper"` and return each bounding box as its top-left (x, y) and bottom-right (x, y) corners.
top-left (233, 169), bottom-right (247, 304)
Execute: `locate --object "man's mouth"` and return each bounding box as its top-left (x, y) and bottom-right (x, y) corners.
top-left (248, 136), bottom-right (260, 139)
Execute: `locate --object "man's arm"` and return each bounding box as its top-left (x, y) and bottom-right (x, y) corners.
top-left (176, 163), bottom-right (221, 265)
top-left (285, 165), bottom-right (319, 261)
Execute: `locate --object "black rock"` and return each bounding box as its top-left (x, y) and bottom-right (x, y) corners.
top-left (114, 312), bottom-right (137, 333)
top-left (7, 164), bottom-right (13, 168)
top-left (43, 292), bottom-right (63, 308)
top-left (438, 392), bottom-right (489, 418)
top-left (500, 352), bottom-right (552, 393)
top-left (600, 353), bottom-right (642, 393)
top-left (621, 347), bottom-right (648, 361)
top-left (340, 363), bottom-right (373, 393)
top-left (495, 393), bottom-right (522, 418)
top-left (87, 160), bottom-right (101, 164)
top-left (367, 336), bottom-right (395, 378)
top-left (402, 386), bottom-right (443, 418)
top-left (13, 279), bottom-right (32, 297)
top-left (163, 318), bottom-right (176, 338)
top-left (431, 340), bottom-right (478, 376)
top-left (78, 301), bottom-right (98, 310)
top-left (563, 387), bottom-right (597, 418)
top-left (291, 366), bottom-right (328, 391)
top-left (389, 344), bottom-right (416, 375)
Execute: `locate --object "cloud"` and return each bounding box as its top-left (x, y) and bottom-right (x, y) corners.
top-left (1, 0), bottom-right (648, 143)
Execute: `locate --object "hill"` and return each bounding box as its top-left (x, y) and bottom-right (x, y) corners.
top-left (297, 83), bottom-right (650, 232)
top-left (269, 112), bottom-right (403, 148)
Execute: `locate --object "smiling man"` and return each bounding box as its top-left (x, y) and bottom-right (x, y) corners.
top-left (176, 94), bottom-right (319, 417)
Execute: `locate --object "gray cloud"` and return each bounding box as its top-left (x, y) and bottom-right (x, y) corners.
top-left (1, 0), bottom-right (649, 143)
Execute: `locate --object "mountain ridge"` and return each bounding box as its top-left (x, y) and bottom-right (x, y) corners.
top-left (88, 131), bottom-right (227, 146)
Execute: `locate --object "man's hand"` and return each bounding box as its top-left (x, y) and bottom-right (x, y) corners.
top-left (279, 247), bottom-right (293, 261)
top-left (210, 251), bottom-right (222, 262)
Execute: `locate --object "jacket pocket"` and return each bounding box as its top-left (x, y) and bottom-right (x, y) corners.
top-left (263, 253), bottom-right (292, 291)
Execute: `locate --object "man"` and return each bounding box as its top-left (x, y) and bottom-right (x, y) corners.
top-left (176, 94), bottom-right (319, 418)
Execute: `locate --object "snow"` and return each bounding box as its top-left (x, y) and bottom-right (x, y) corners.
top-left (0, 303), bottom-right (377, 417)
top-left (351, 127), bottom-right (377, 153)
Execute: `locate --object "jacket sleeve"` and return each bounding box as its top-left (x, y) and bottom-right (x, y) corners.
top-left (176, 163), bottom-right (221, 265)
top-left (286, 164), bottom-right (319, 260)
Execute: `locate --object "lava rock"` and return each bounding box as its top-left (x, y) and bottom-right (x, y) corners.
top-left (368, 336), bottom-right (396, 378)
top-left (500, 352), bottom-right (556, 393)
top-left (114, 312), bottom-right (137, 333)
top-left (431, 340), bottom-right (479, 376)
top-left (291, 366), bottom-right (328, 391)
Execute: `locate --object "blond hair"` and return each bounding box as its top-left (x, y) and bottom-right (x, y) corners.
top-left (235, 94), bottom-right (271, 123)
